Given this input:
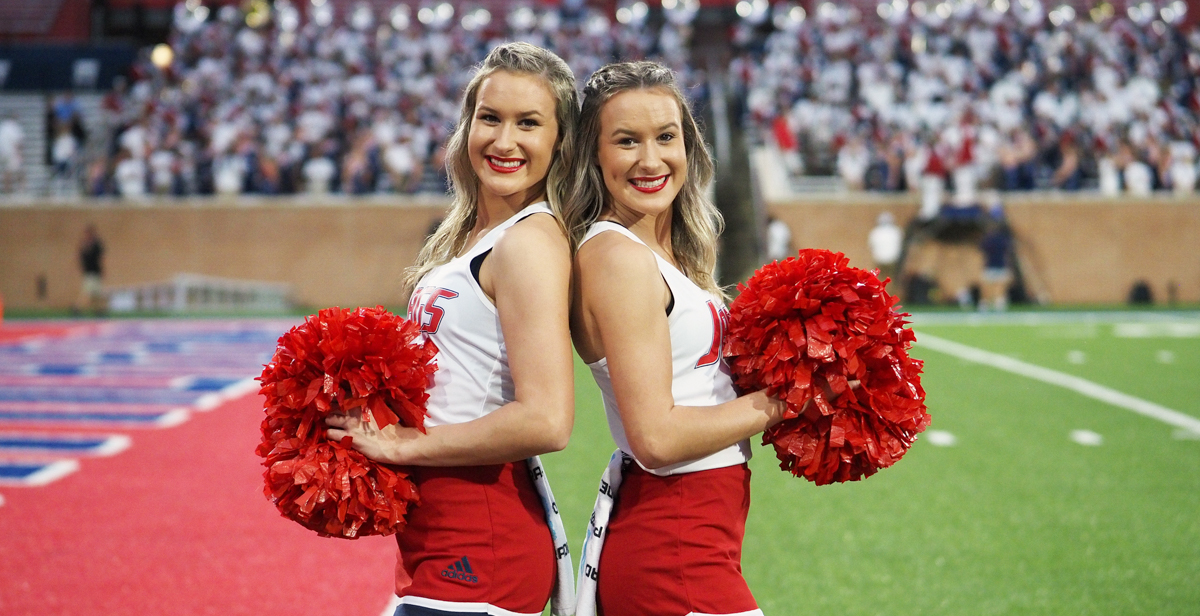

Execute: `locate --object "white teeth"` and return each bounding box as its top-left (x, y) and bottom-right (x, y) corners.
top-left (488, 157), bottom-right (522, 168)
top-left (632, 177), bottom-right (666, 189)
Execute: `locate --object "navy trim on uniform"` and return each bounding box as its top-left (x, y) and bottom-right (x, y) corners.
top-left (393, 605), bottom-right (489, 616)
top-left (470, 249), bottom-right (491, 286)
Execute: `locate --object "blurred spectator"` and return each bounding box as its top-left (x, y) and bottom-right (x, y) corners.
top-left (1115, 140), bottom-right (1154, 196)
top-left (764, 214), bottom-right (793, 262)
top-left (0, 112), bottom-right (24, 194)
top-left (50, 121), bottom-right (79, 196)
top-left (1097, 147), bottom-right (1121, 196)
top-left (1167, 141), bottom-right (1198, 194)
top-left (85, 4), bottom-right (698, 200)
top-left (741, 5), bottom-right (1200, 196)
top-left (919, 146), bottom-right (946, 220)
top-left (979, 205), bottom-right (1014, 312)
top-left (1049, 133), bottom-right (1082, 191)
top-left (997, 128), bottom-right (1037, 191)
top-left (75, 224), bottom-right (105, 316)
top-left (868, 212), bottom-right (903, 283)
top-left (837, 135), bottom-right (870, 190)
top-left (114, 149), bottom-right (147, 198)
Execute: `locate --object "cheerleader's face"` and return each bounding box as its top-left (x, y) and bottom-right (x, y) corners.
top-left (596, 88), bottom-right (687, 223)
top-left (467, 71), bottom-right (559, 208)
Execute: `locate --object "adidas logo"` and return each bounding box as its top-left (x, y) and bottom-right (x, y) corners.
top-left (440, 556), bottom-right (478, 584)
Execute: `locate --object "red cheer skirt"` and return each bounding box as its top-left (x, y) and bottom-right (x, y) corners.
top-left (598, 463), bottom-right (758, 616)
top-left (396, 461), bottom-right (554, 614)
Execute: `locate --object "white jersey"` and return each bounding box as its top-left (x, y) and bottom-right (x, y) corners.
top-left (408, 202), bottom-right (553, 428)
top-left (582, 222), bottom-right (751, 476)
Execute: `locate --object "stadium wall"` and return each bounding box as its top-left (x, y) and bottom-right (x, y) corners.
top-left (1, 194), bottom-right (1197, 311)
top-left (766, 194), bottom-right (1200, 306)
top-left (0, 198), bottom-right (448, 311)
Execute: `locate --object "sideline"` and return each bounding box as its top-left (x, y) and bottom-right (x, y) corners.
top-left (915, 332), bottom-right (1200, 434)
top-left (909, 310), bottom-right (1200, 327)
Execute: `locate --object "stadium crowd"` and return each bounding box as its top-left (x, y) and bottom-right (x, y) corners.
top-left (83, 2), bottom-right (701, 198)
top-left (734, 1), bottom-right (1200, 197)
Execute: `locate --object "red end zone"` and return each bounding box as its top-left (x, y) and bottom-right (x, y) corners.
top-left (0, 392), bottom-right (396, 616)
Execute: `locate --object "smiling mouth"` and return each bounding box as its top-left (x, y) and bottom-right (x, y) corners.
top-left (630, 175), bottom-right (668, 193)
top-left (486, 156), bottom-right (525, 173)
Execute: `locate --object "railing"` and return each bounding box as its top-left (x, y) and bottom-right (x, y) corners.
top-left (106, 274), bottom-right (293, 314)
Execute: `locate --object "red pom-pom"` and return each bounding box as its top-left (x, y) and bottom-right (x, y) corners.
top-left (724, 249), bottom-right (930, 485)
top-left (255, 306), bottom-right (437, 538)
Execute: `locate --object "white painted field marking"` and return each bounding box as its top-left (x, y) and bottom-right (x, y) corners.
top-left (915, 333), bottom-right (1200, 435)
top-left (379, 595), bottom-right (400, 616)
top-left (1067, 350), bottom-right (1087, 364)
top-left (1113, 322), bottom-right (1200, 338)
top-left (925, 430), bottom-right (958, 446)
top-left (1070, 430), bottom-right (1104, 446)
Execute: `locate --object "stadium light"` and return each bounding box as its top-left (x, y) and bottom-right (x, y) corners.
top-left (150, 44), bottom-right (174, 69)
top-left (772, 2), bottom-right (806, 29)
top-left (911, 33), bottom-right (926, 53)
top-left (462, 8), bottom-right (492, 31)
top-left (1128, 2), bottom-right (1154, 25)
top-left (312, 1), bottom-right (334, 26)
top-left (816, 1), bottom-right (836, 21)
top-left (390, 5), bottom-right (411, 30)
top-left (350, 2), bottom-right (374, 30)
top-left (737, 0), bottom-right (770, 24)
top-left (174, 1), bottom-right (210, 32)
top-left (631, 1), bottom-right (648, 21)
top-left (664, 0), bottom-right (700, 25)
top-left (1047, 4), bottom-right (1073, 25)
top-left (615, 1), bottom-right (647, 26)
top-left (584, 12), bottom-right (610, 36)
top-left (508, 6), bottom-right (536, 31)
top-left (218, 4), bottom-right (240, 23)
top-left (1090, 2), bottom-right (1113, 22)
top-left (1162, 2), bottom-right (1186, 23)
top-left (934, 2), bottom-right (952, 18)
top-left (277, 2), bottom-right (300, 31)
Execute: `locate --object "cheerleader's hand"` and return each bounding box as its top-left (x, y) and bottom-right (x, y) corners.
top-left (326, 407), bottom-right (422, 465)
top-left (797, 376), bottom-right (862, 414)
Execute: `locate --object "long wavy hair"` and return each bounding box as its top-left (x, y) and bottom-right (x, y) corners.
top-left (561, 61), bottom-right (725, 300)
top-left (403, 42), bottom-right (579, 295)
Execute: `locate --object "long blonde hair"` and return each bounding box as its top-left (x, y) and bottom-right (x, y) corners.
top-left (561, 61), bottom-right (725, 300)
top-left (404, 42), bottom-right (579, 295)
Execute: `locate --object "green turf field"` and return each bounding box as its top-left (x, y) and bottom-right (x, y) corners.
top-left (541, 310), bottom-right (1200, 616)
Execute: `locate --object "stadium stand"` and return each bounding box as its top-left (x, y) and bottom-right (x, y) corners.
top-left (58, 0), bottom-right (700, 199)
top-left (737, 1), bottom-right (1200, 198)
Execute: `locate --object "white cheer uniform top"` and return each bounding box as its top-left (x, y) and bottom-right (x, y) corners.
top-left (581, 221), bottom-right (751, 476)
top-left (408, 202), bottom-right (553, 427)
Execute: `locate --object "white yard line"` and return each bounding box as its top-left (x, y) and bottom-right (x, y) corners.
top-left (915, 333), bottom-right (1200, 434)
